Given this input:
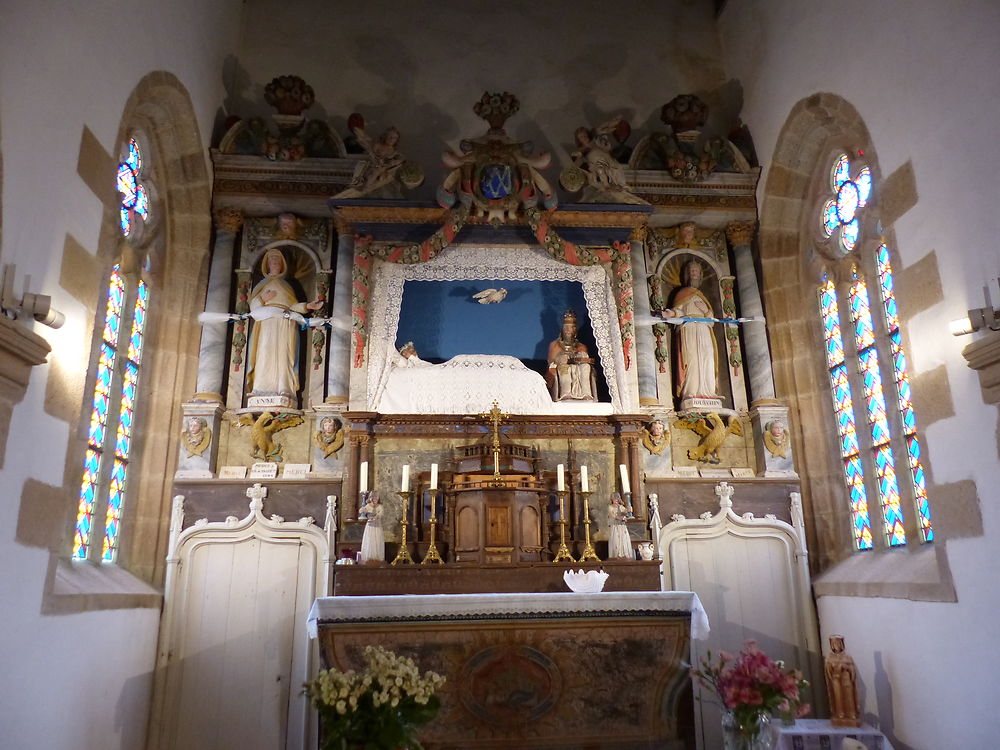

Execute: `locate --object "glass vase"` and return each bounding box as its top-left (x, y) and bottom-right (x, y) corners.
top-left (721, 710), bottom-right (773, 750)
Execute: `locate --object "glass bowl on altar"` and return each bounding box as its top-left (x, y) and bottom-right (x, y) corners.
top-left (563, 569), bottom-right (609, 593)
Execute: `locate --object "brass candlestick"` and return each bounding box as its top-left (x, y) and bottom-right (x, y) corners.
top-left (390, 490), bottom-right (415, 565)
top-left (578, 490), bottom-right (600, 562)
top-left (422, 489), bottom-right (444, 564)
top-left (553, 489), bottom-right (575, 563)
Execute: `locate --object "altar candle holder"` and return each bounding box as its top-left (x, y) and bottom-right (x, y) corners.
top-left (422, 489), bottom-right (444, 565)
top-left (390, 491), bottom-right (416, 565)
top-left (577, 490), bottom-right (600, 562)
top-left (553, 489), bottom-right (576, 563)
top-left (624, 491), bottom-right (636, 519)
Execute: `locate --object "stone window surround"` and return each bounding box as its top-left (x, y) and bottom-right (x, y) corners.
top-left (758, 93), bottom-right (964, 603)
top-left (15, 72), bottom-right (213, 614)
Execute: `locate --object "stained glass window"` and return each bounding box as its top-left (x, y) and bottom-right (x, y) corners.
top-left (819, 277), bottom-right (873, 550)
top-left (849, 270), bottom-right (906, 546)
top-left (76, 135), bottom-right (154, 563)
top-left (876, 244), bottom-right (932, 542)
top-left (821, 154), bottom-right (870, 255)
top-left (117, 138), bottom-right (150, 237)
top-left (816, 153), bottom-right (932, 552)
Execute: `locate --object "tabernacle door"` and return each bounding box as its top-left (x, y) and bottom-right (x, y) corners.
top-left (453, 483), bottom-right (544, 563)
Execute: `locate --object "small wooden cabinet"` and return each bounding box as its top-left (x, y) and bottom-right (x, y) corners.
top-left (451, 475), bottom-right (546, 564)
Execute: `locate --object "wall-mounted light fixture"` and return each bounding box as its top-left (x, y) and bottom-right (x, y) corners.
top-left (1, 264), bottom-right (65, 329)
top-left (950, 279), bottom-right (1000, 336)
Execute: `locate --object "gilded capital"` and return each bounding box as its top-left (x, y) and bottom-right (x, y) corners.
top-left (630, 224), bottom-right (648, 245)
top-left (726, 220), bottom-right (756, 247)
top-left (214, 207), bottom-right (244, 234)
top-left (333, 211), bottom-right (354, 236)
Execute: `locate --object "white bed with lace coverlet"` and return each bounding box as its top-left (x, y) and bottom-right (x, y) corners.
top-left (376, 354), bottom-right (555, 415)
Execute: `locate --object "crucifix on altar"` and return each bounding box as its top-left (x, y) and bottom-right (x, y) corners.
top-left (478, 400), bottom-right (509, 484)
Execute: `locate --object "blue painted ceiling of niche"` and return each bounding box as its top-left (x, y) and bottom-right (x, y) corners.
top-left (395, 279), bottom-right (600, 371)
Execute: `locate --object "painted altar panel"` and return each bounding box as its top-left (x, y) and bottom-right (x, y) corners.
top-left (316, 612), bottom-right (693, 749)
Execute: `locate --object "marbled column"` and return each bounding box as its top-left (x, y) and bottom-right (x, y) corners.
top-left (630, 228), bottom-right (660, 406)
top-left (196, 208), bottom-right (242, 399)
top-left (727, 221), bottom-right (776, 403)
top-left (326, 220), bottom-right (355, 403)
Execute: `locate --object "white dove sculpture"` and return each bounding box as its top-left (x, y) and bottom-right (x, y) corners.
top-left (472, 288), bottom-right (508, 304)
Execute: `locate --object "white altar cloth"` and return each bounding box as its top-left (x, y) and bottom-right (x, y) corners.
top-left (773, 719), bottom-right (895, 750)
top-left (377, 354), bottom-right (555, 414)
top-left (307, 590), bottom-right (709, 640)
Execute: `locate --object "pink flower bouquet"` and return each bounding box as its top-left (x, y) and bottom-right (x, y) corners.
top-left (691, 640), bottom-right (809, 736)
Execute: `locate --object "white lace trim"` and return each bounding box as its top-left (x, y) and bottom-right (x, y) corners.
top-left (365, 245), bottom-right (629, 412)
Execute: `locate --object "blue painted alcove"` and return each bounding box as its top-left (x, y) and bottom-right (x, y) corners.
top-left (395, 279), bottom-right (608, 400)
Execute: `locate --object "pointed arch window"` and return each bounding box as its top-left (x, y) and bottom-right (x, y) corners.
top-left (816, 153), bottom-right (932, 551)
top-left (74, 137), bottom-right (154, 563)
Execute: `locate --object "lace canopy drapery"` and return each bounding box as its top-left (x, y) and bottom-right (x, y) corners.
top-left (365, 245), bottom-right (633, 412)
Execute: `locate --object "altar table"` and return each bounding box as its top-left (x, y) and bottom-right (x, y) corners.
top-left (308, 591), bottom-right (708, 750)
top-left (773, 719), bottom-right (895, 750)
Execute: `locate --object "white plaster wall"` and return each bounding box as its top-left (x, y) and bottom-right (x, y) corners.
top-left (719, 2), bottom-right (1000, 747)
top-left (0, 2), bottom-right (242, 748)
top-left (233, 0), bottom-right (728, 199)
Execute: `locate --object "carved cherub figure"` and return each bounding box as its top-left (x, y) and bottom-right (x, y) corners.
top-left (181, 417), bottom-right (211, 458)
top-left (641, 417), bottom-right (669, 455)
top-left (313, 415), bottom-right (345, 459)
top-left (763, 419), bottom-right (789, 459)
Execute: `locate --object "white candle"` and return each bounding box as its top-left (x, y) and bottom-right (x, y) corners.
top-left (619, 463), bottom-right (630, 494)
top-left (359, 461), bottom-right (368, 493)
top-left (401, 464), bottom-right (410, 492)
top-left (557, 464), bottom-right (565, 492)
top-left (580, 465), bottom-right (589, 492)
top-left (430, 463), bottom-right (438, 490)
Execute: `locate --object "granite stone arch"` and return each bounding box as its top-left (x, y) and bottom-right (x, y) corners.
top-left (757, 93), bottom-right (878, 572)
top-left (35, 71), bottom-right (214, 610)
top-left (113, 71), bottom-right (213, 587)
top-left (759, 94), bottom-right (967, 600)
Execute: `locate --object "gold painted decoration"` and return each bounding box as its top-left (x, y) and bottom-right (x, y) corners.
top-left (232, 411), bottom-right (304, 462)
top-left (676, 412), bottom-right (743, 464)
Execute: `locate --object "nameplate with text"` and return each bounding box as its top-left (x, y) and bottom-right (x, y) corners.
top-left (249, 462), bottom-right (279, 479)
top-left (219, 465), bottom-right (248, 479)
top-left (282, 463), bottom-right (312, 479)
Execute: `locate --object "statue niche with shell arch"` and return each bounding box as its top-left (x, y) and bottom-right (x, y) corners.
top-left (657, 243), bottom-right (724, 408)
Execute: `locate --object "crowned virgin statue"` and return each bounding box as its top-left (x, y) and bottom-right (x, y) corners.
top-left (546, 310), bottom-right (598, 402)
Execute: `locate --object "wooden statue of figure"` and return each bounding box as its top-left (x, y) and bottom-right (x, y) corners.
top-left (358, 491), bottom-right (385, 564)
top-left (825, 634), bottom-right (861, 727)
top-left (546, 310), bottom-right (597, 402)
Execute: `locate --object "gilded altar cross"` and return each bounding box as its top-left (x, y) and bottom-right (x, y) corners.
top-left (478, 400), bottom-right (509, 478)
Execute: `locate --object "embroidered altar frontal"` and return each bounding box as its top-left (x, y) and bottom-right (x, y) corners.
top-left (311, 593), bottom-right (699, 749)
